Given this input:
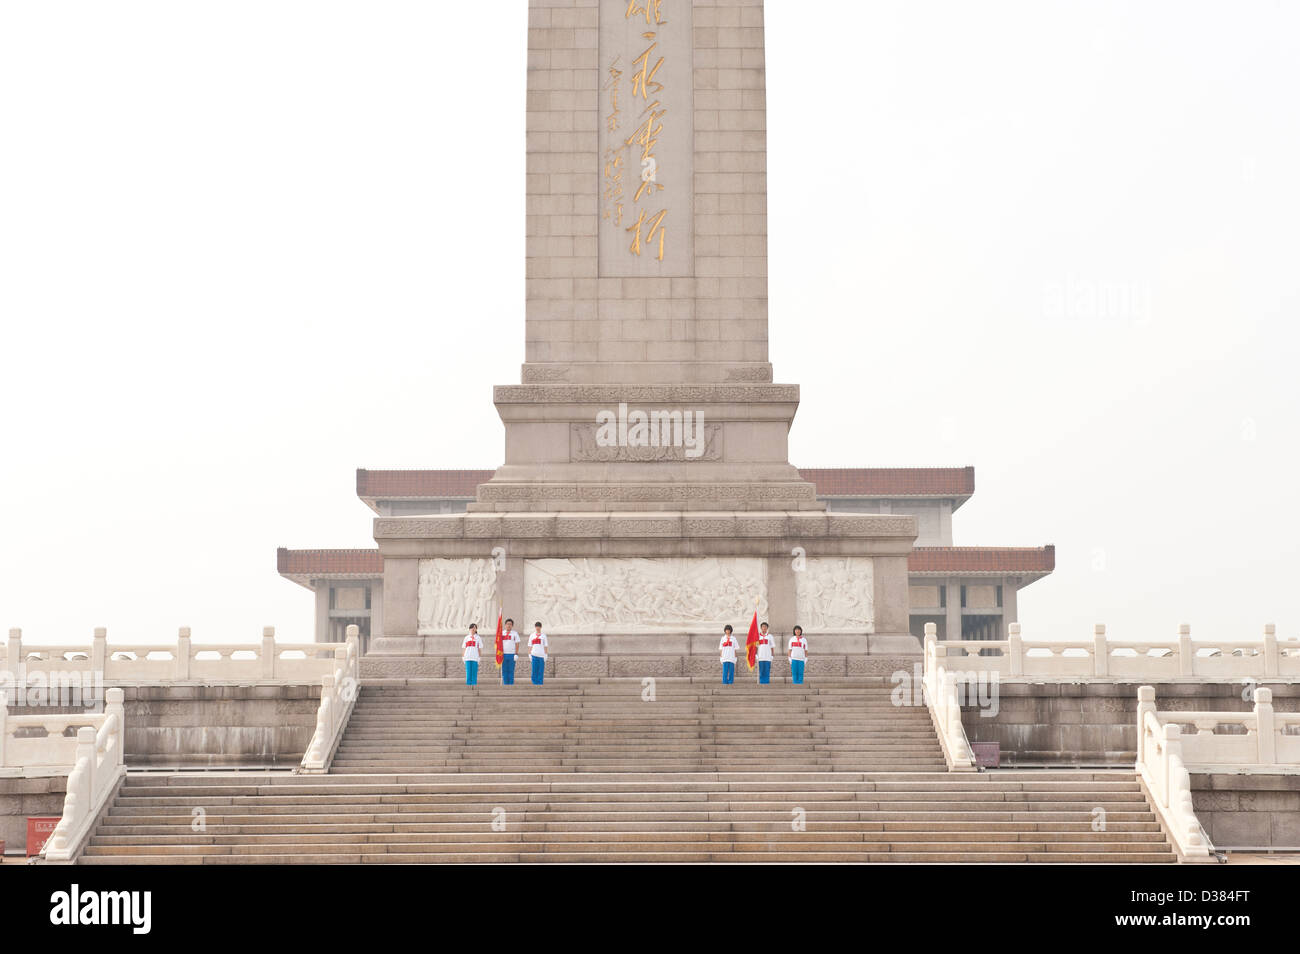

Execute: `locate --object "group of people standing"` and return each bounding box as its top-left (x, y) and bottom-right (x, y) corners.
top-left (459, 617), bottom-right (810, 687)
top-left (460, 619), bottom-right (549, 687)
top-left (718, 622), bottom-right (810, 685)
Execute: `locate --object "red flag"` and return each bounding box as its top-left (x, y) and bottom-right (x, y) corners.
top-left (745, 611), bottom-right (760, 670)
top-left (494, 611), bottom-right (504, 668)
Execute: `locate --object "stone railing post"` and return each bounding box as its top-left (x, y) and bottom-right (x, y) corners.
top-left (1162, 722), bottom-right (1182, 806)
top-left (1007, 623), bottom-right (1023, 676)
top-left (261, 626), bottom-right (277, 680)
top-left (8, 628), bottom-right (22, 679)
top-left (91, 628), bottom-right (107, 675)
top-left (1263, 624), bottom-right (1278, 678)
top-left (1093, 624), bottom-right (1109, 677)
top-left (1254, 687), bottom-right (1276, 765)
top-left (923, 622), bottom-right (937, 678)
top-left (0, 690), bottom-right (8, 767)
top-left (1177, 624), bottom-right (1194, 677)
top-left (175, 628), bottom-right (192, 681)
top-left (104, 686), bottom-right (125, 735)
top-left (76, 725), bottom-right (97, 803)
top-left (1136, 685), bottom-right (1157, 764)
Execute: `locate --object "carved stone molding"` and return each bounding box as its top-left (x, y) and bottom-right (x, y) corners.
top-left (494, 385), bottom-right (801, 405)
top-left (723, 366), bottom-right (774, 383)
top-left (521, 365), bottom-right (571, 383)
top-left (477, 483), bottom-right (817, 503)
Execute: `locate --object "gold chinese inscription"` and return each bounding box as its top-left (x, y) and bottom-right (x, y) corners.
top-left (599, 2), bottom-right (673, 263)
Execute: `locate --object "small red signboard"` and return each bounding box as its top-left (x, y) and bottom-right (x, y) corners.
top-left (27, 817), bottom-right (61, 857)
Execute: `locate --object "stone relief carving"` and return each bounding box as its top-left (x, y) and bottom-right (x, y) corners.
top-left (522, 365), bottom-right (571, 383)
top-left (525, 557), bottom-right (768, 634)
top-left (723, 366), bottom-right (774, 382)
top-left (796, 557), bottom-right (875, 634)
top-left (570, 422), bottom-right (722, 462)
top-left (417, 558), bottom-right (498, 636)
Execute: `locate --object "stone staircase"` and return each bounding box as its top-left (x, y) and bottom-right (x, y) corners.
top-left (75, 677), bottom-right (1178, 863)
top-left (332, 680), bottom-right (947, 773)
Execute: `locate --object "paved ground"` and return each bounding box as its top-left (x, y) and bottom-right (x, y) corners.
top-left (1224, 852), bottom-right (1300, 864)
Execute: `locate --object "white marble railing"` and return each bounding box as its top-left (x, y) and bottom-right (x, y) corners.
top-left (1135, 686), bottom-right (1217, 861)
top-left (1150, 686), bottom-right (1300, 771)
top-left (922, 626), bottom-right (976, 771)
top-left (2, 627), bottom-right (345, 687)
top-left (299, 627), bottom-right (361, 774)
top-left (40, 688), bottom-right (126, 864)
top-left (929, 623), bottom-right (1298, 681)
top-left (0, 692), bottom-right (109, 776)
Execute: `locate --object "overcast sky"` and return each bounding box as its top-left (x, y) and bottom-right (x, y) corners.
top-left (2, 1), bottom-right (1296, 646)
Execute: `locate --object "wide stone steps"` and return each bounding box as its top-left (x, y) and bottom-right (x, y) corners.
top-left (75, 680), bottom-right (1177, 863)
top-left (328, 682), bottom-right (948, 774)
top-left (79, 769), bottom-right (1176, 864)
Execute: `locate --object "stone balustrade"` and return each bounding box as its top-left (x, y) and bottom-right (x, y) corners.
top-left (1148, 686), bottom-right (1300, 770)
top-left (1136, 686), bottom-right (1214, 861)
top-left (922, 625), bottom-right (977, 771)
top-left (299, 627), bottom-right (361, 774)
top-left (38, 688), bottom-right (126, 863)
top-left (2, 627), bottom-right (346, 688)
top-left (928, 623), bottom-right (1298, 681)
top-left (0, 692), bottom-right (110, 776)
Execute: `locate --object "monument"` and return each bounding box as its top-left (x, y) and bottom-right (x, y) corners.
top-left (369, 0), bottom-right (919, 674)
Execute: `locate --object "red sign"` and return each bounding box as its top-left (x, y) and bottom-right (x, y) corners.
top-left (27, 816), bottom-right (61, 857)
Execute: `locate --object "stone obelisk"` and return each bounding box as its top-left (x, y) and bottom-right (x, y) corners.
top-left (372, 0), bottom-right (919, 676)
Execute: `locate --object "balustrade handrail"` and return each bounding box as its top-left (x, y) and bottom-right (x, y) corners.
top-left (2, 627), bottom-right (346, 686)
top-left (922, 626), bottom-right (976, 772)
top-left (38, 688), bottom-right (127, 863)
top-left (924, 624), bottom-right (1297, 681)
top-left (299, 627), bottom-right (361, 774)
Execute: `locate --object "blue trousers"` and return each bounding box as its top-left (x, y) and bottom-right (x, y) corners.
top-left (758, 660), bottom-right (771, 684)
top-left (501, 654), bottom-right (516, 685)
top-left (531, 655), bottom-right (545, 685)
top-left (791, 659), bottom-right (805, 684)
top-left (464, 660), bottom-right (478, 686)
top-left (722, 661), bottom-right (735, 684)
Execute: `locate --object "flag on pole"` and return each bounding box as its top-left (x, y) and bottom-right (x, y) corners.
top-left (494, 611), bottom-right (504, 668)
top-left (745, 610), bottom-right (760, 671)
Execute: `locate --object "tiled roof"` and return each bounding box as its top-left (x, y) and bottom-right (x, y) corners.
top-left (908, 546), bottom-right (1055, 574)
top-left (354, 467), bottom-right (975, 500)
top-left (798, 467), bottom-right (975, 497)
top-left (356, 469), bottom-right (495, 499)
top-left (277, 547), bottom-right (383, 577)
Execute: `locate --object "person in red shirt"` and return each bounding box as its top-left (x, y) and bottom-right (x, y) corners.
top-left (718, 625), bottom-right (738, 684)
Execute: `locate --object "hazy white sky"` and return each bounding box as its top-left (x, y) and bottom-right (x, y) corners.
top-left (1, 1), bottom-right (1296, 645)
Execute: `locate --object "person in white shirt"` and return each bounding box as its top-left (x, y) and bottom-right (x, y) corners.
top-left (718, 625), bottom-right (738, 684)
top-left (501, 619), bottom-right (520, 685)
top-left (756, 622), bottom-right (775, 684)
top-left (462, 624), bottom-right (483, 687)
top-left (528, 622), bottom-right (550, 685)
top-left (788, 625), bottom-right (809, 685)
